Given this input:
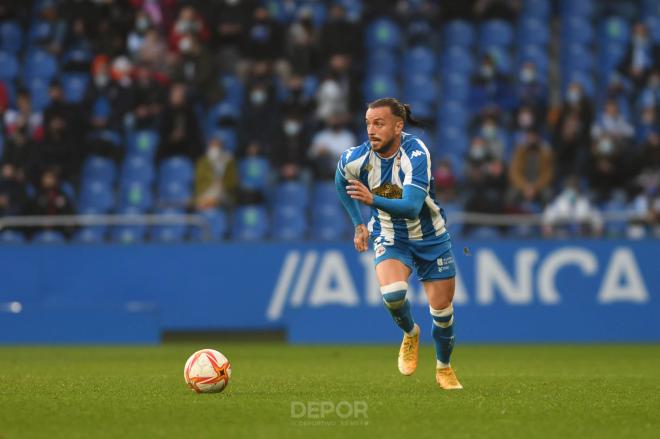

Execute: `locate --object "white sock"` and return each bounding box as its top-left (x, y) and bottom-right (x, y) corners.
top-left (405, 324), bottom-right (418, 337)
top-left (437, 360), bottom-right (450, 369)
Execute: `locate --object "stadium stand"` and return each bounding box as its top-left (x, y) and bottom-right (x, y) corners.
top-left (0, 0), bottom-right (658, 242)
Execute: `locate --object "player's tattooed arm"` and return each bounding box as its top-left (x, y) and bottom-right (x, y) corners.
top-left (354, 224), bottom-right (369, 252)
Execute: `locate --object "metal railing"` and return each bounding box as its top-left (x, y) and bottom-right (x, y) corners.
top-left (0, 214), bottom-right (213, 241)
top-left (0, 210), bottom-right (647, 241)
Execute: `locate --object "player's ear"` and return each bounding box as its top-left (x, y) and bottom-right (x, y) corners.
top-left (395, 118), bottom-right (404, 134)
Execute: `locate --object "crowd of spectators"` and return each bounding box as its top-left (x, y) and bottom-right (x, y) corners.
top-left (0, 0), bottom-right (658, 241)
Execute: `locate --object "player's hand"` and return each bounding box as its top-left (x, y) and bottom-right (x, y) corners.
top-left (354, 224), bottom-right (369, 252)
top-left (347, 180), bottom-right (374, 205)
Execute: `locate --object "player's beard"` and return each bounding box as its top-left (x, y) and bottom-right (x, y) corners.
top-left (373, 136), bottom-right (397, 156)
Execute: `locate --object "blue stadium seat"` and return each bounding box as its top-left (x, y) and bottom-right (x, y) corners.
top-left (562, 71), bottom-right (596, 97)
top-left (311, 203), bottom-right (349, 241)
top-left (26, 77), bottom-right (50, 111)
top-left (365, 18), bottom-right (401, 50)
top-left (62, 47), bottom-right (92, 70)
top-left (522, 0), bottom-right (550, 20)
top-left (238, 157), bottom-right (270, 192)
top-left (158, 181), bottom-right (191, 207)
top-left (0, 51), bottom-right (19, 80)
top-left (191, 208), bottom-right (228, 241)
top-left (32, 230), bottom-right (66, 244)
top-left (126, 130), bottom-right (159, 158)
top-left (560, 0), bottom-right (594, 18)
top-left (441, 73), bottom-right (470, 101)
top-left (481, 45), bottom-right (513, 74)
top-left (272, 205), bottom-right (308, 241)
top-left (111, 206), bottom-right (147, 243)
top-left (600, 16), bottom-right (631, 45)
top-left (403, 101), bottom-right (433, 121)
top-left (274, 180), bottom-right (309, 209)
top-left (150, 208), bottom-right (187, 243)
top-left (61, 73), bottom-right (89, 104)
top-left (518, 17), bottom-right (549, 45)
top-left (362, 74), bottom-right (400, 102)
top-left (598, 42), bottom-right (627, 76)
top-left (480, 20), bottom-right (514, 47)
top-left (443, 20), bottom-right (475, 47)
top-left (403, 74), bottom-right (437, 104)
top-left (82, 156), bottom-right (116, 186)
top-left (437, 126), bottom-right (469, 156)
top-left (121, 156), bottom-right (155, 185)
top-left (119, 182), bottom-right (153, 210)
top-left (366, 48), bottom-right (399, 76)
top-left (0, 229), bottom-right (26, 243)
top-left (561, 44), bottom-right (595, 73)
top-left (23, 49), bottom-right (57, 80)
top-left (517, 45), bottom-right (550, 73)
top-left (438, 101), bottom-right (469, 130)
top-left (643, 0), bottom-right (660, 17)
top-left (27, 20), bottom-right (53, 45)
top-left (159, 156), bottom-right (194, 185)
top-left (219, 74), bottom-right (244, 107)
top-left (312, 182), bottom-right (337, 206)
top-left (232, 205), bottom-right (269, 241)
top-left (0, 21), bottom-right (22, 53)
top-left (646, 16), bottom-right (660, 44)
top-left (402, 46), bottom-right (435, 75)
top-left (439, 46), bottom-right (475, 75)
top-left (561, 17), bottom-right (595, 45)
top-left (73, 227), bottom-right (106, 243)
top-left (206, 101), bottom-right (240, 134)
top-left (79, 181), bottom-right (115, 212)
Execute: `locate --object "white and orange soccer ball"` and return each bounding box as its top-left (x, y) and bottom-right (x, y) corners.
top-left (184, 349), bottom-right (231, 393)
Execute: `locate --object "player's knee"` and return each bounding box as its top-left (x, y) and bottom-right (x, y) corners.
top-left (429, 304), bottom-right (454, 328)
top-left (380, 281), bottom-right (408, 309)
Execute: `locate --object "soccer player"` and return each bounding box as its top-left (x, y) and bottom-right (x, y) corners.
top-left (335, 98), bottom-right (462, 390)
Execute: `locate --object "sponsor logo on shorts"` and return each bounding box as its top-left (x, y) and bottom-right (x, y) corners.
top-left (437, 255), bottom-right (454, 272)
top-left (374, 244), bottom-right (386, 258)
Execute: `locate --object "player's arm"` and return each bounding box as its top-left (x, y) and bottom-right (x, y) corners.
top-left (335, 167), bottom-right (369, 252)
top-left (346, 181), bottom-right (425, 220)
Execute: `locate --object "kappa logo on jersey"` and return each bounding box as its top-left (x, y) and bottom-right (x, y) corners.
top-left (411, 150), bottom-right (425, 158)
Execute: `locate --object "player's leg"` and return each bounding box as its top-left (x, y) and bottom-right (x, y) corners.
top-left (374, 242), bottom-right (419, 375)
top-left (416, 246), bottom-right (463, 389)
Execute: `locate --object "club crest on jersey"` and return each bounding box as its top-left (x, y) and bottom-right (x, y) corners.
top-left (372, 183), bottom-right (402, 199)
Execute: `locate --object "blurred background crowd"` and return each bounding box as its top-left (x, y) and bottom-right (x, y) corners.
top-left (0, 0), bottom-right (659, 242)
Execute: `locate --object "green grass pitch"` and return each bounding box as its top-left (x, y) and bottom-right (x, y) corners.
top-left (1, 343), bottom-right (659, 439)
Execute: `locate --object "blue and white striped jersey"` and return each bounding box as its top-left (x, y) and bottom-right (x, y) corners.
top-left (337, 132), bottom-right (448, 243)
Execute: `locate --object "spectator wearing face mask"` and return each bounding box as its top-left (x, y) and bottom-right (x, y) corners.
top-left (308, 113), bottom-right (356, 180)
top-left (315, 54), bottom-right (355, 120)
top-left (158, 83), bottom-right (203, 161)
top-left (245, 6), bottom-right (283, 61)
top-left (26, 167), bottom-right (75, 238)
top-left (285, 8), bottom-right (319, 76)
top-left (169, 6), bottom-right (210, 52)
top-left (272, 110), bottom-right (312, 181)
top-left (433, 159), bottom-right (458, 203)
top-left (618, 22), bottom-right (660, 90)
top-left (515, 61), bottom-right (547, 114)
top-left (542, 176), bottom-right (603, 237)
top-left (470, 54), bottom-right (514, 114)
top-left (171, 33), bottom-right (218, 103)
top-left (319, 4), bottom-right (361, 59)
top-left (463, 137), bottom-right (508, 234)
top-left (552, 82), bottom-right (594, 179)
top-left (194, 137), bottom-right (238, 210)
top-left (591, 99), bottom-right (635, 144)
top-left (508, 130), bottom-right (554, 207)
top-left (474, 113), bottom-right (508, 160)
top-left (588, 134), bottom-right (627, 202)
top-left (239, 81), bottom-right (279, 153)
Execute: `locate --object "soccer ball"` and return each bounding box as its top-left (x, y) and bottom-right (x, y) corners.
top-left (184, 349), bottom-right (231, 393)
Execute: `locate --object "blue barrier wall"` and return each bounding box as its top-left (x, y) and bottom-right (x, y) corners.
top-left (1, 240), bottom-right (658, 343)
